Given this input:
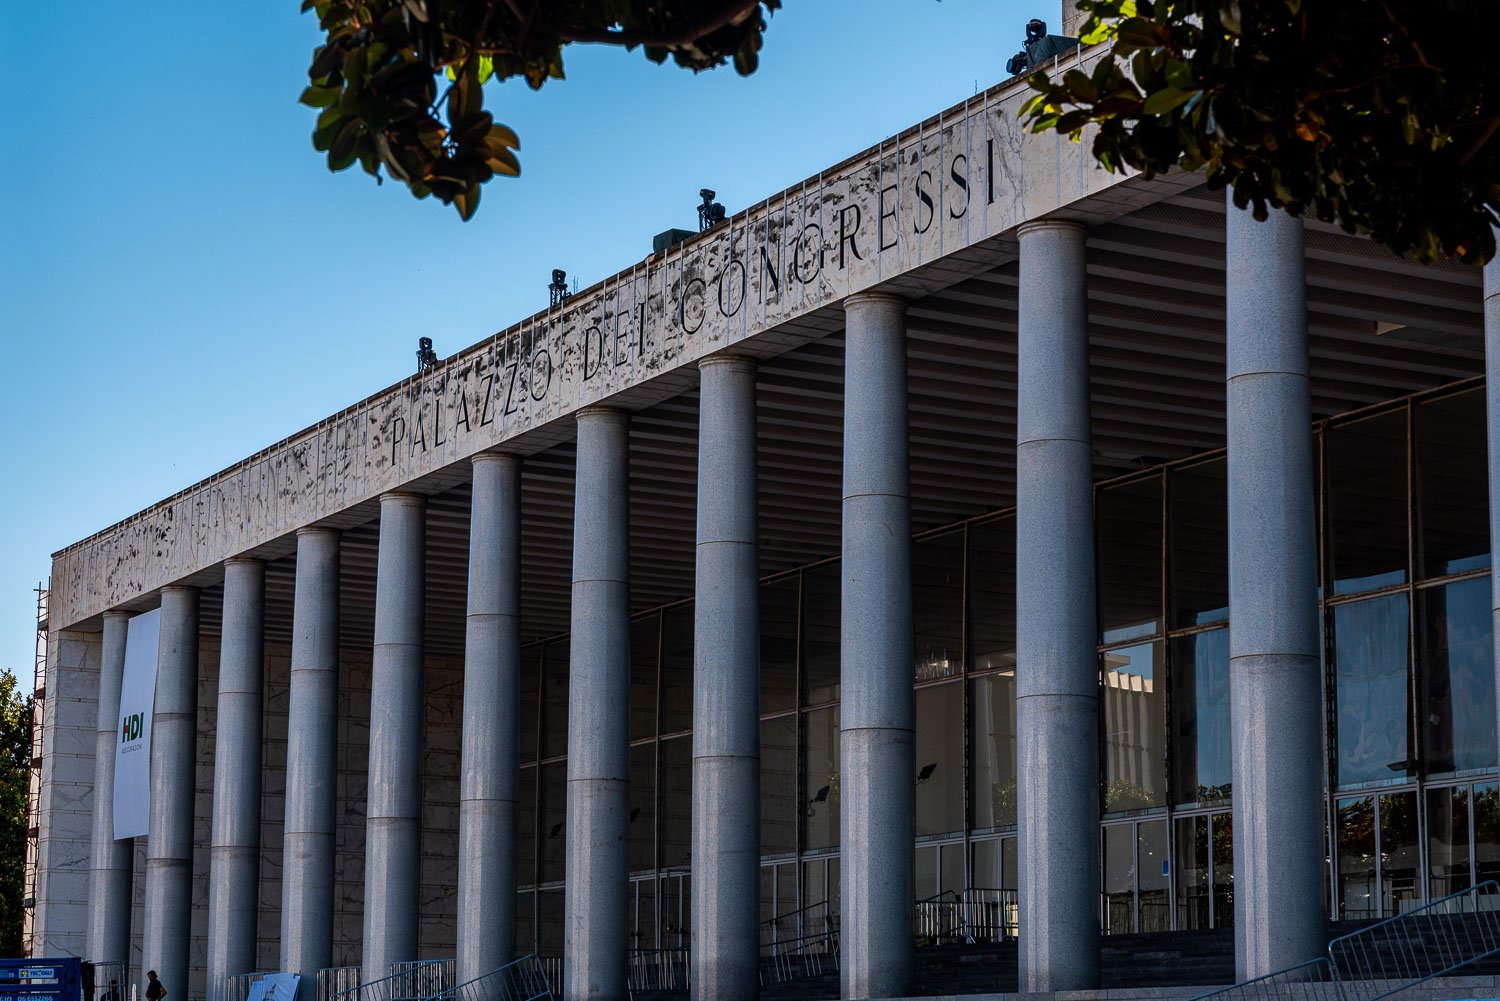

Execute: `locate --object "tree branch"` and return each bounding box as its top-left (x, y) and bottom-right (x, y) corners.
top-left (540, 0), bottom-right (763, 48)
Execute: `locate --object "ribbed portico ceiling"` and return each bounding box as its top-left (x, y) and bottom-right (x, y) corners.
top-left (193, 178), bottom-right (1485, 658)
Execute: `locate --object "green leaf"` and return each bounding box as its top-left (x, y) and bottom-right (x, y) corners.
top-left (1142, 86), bottom-right (1199, 115)
top-left (300, 84), bottom-right (340, 108)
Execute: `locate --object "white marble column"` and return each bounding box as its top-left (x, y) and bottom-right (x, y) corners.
top-left (87, 612), bottom-right (133, 965)
top-left (1225, 197), bottom-right (1325, 977)
top-left (363, 494), bottom-right (426, 987)
top-left (283, 528), bottom-right (341, 999)
top-left (141, 586), bottom-right (199, 1001)
top-left (565, 407), bottom-right (631, 1001)
top-left (1488, 248), bottom-right (1500, 786)
top-left (691, 357), bottom-right (760, 1001)
top-left (1015, 220), bottom-right (1099, 992)
top-left (840, 292), bottom-right (914, 1001)
top-left (458, 454), bottom-right (522, 984)
top-left (207, 559), bottom-right (265, 1001)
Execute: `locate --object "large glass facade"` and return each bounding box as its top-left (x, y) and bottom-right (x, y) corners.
top-left (510, 383), bottom-right (1493, 954)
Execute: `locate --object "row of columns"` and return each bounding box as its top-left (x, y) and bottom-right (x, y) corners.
top-left (85, 196), bottom-right (1341, 999)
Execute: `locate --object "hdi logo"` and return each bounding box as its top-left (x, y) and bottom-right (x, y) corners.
top-left (120, 712), bottom-right (144, 744)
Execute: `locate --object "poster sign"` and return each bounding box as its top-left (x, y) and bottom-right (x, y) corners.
top-left (246, 975), bottom-right (299, 1001)
top-left (113, 608), bottom-right (160, 839)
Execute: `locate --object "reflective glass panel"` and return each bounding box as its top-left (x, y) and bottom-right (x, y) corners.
top-left (1337, 796), bottom-right (1377, 920)
top-left (915, 844), bottom-right (938, 900)
top-left (802, 856), bottom-right (840, 917)
top-left (517, 764), bottom-right (537, 887)
top-left (761, 715), bottom-right (798, 855)
top-left (915, 682), bottom-right (965, 837)
top-left (1138, 820), bottom-right (1170, 932)
top-left (631, 614), bottom-right (659, 741)
top-left (1103, 824), bottom-right (1136, 934)
top-left (658, 873), bottom-right (690, 948)
top-left (1416, 390), bottom-right (1490, 577)
top-left (629, 742), bottom-right (656, 873)
top-left (1419, 577), bottom-right (1496, 775)
top-left (540, 761), bottom-right (567, 883)
top-left (761, 576), bottom-right (799, 715)
top-left (1103, 642), bottom-right (1166, 812)
top-left (631, 877), bottom-right (656, 949)
top-left (1381, 790), bottom-right (1419, 915)
top-left (914, 531), bottom-right (964, 680)
top-left (802, 563), bottom-right (841, 704)
top-left (1476, 784), bottom-right (1500, 884)
top-left (803, 706), bottom-right (841, 850)
top-left (1212, 812), bottom-right (1234, 929)
top-left (520, 645), bottom-right (540, 763)
top-left (969, 517), bottom-right (1016, 674)
top-left (541, 638), bottom-right (569, 760)
top-left (538, 887), bottom-right (564, 953)
top-left (660, 605), bottom-right (693, 734)
top-left (1170, 459), bottom-right (1228, 628)
top-left (660, 736), bottom-right (691, 868)
top-left (1002, 837), bottom-right (1017, 892)
top-left (1328, 411), bottom-right (1408, 595)
top-left (972, 838), bottom-right (1000, 888)
top-left (1171, 628), bottom-right (1231, 806)
top-left (1427, 785), bottom-right (1471, 898)
top-left (1175, 815), bottom-right (1210, 930)
top-left (1334, 593), bottom-right (1412, 786)
top-left (515, 890), bottom-right (535, 954)
top-left (941, 842), bottom-right (965, 896)
top-left (1098, 476), bottom-right (1164, 644)
top-left (970, 672), bottom-right (1017, 831)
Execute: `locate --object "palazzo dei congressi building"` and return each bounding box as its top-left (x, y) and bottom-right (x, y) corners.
top-left (26, 37), bottom-right (1500, 1001)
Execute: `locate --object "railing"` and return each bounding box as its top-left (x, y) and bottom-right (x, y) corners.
top-left (318, 968), bottom-right (360, 1001)
top-left (226, 972), bottom-right (271, 1001)
top-left (332, 960), bottom-right (455, 1001)
top-left (913, 888), bottom-right (1018, 946)
top-left (423, 956), bottom-right (551, 1001)
top-left (1327, 881), bottom-right (1500, 997)
top-left (626, 949), bottom-right (689, 995)
top-left (1190, 881), bottom-right (1500, 1001)
top-left (914, 891), bottom-right (966, 944)
top-left (759, 900), bottom-right (835, 952)
top-left (86, 961), bottom-right (128, 1001)
top-left (536, 957), bottom-right (562, 999)
top-left (759, 902), bottom-right (841, 987)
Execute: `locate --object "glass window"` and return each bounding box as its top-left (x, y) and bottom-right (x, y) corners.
top-left (515, 890), bottom-right (535, 955)
top-left (1419, 577), bottom-right (1496, 775)
top-left (802, 856), bottom-right (840, 916)
top-left (914, 531), bottom-right (964, 681)
top-left (520, 645), bottom-right (541, 764)
top-left (1169, 459), bottom-right (1228, 628)
top-left (802, 564), bottom-right (841, 704)
top-left (972, 837), bottom-right (1001, 888)
top-left (629, 742), bottom-right (656, 873)
top-left (541, 638), bottom-right (569, 760)
top-left (1103, 641), bottom-right (1166, 812)
top-left (914, 682), bottom-right (965, 837)
top-left (1098, 476), bottom-right (1163, 644)
top-left (1337, 796), bottom-right (1376, 920)
top-left (516, 764), bottom-right (537, 887)
top-left (1427, 785), bottom-right (1471, 898)
top-left (538, 887), bottom-right (564, 954)
top-left (970, 672), bottom-right (1017, 832)
top-left (1212, 812), bottom-right (1234, 929)
top-left (630, 876), bottom-right (657, 950)
top-left (1137, 820), bottom-right (1169, 932)
top-left (660, 736), bottom-right (691, 868)
top-left (803, 706), bottom-right (841, 851)
top-left (539, 761), bottom-right (567, 884)
top-left (915, 844), bottom-right (939, 900)
top-left (1103, 823), bottom-right (1135, 934)
top-left (1416, 390), bottom-right (1489, 578)
top-left (1171, 629), bottom-right (1231, 807)
top-left (1476, 783), bottom-right (1500, 885)
top-left (1175, 815), bottom-right (1209, 930)
top-left (631, 614), bottom-right (660, 741)
top-left (1334, 594), bottom-right (1412, 786)
top-left (969, 517), bottom-right (1016, 674)
top-left (761, 715), bottom-right (798, 855)
top-left (660, 605), bottom-right (693, 734)
top-left (1380, 790), bottom-right (1419, 915)
top-left (1327, 411), bottom-right (1408, 595)
top-left (761, 577), bottom-right (799, 715)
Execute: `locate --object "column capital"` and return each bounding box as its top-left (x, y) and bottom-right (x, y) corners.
top-left (160, 584), bottom-right (198, 597)
top-left (295, 524), bottom-right (341, 540)
top-left (697, 353), bottom-right (757, 375)
top-left (102, 609), bottom-right (131, 624)
top-left (576, 404), bottom-right (628, 426)
top-left (1018, 218), bottom-right (1088, 239)
top-left (225, 555), bottom-right (265, 568)
top-left (380, 490), bottom-right (427, 510)
top-left (842, 290), bottom-right (907, 313)
top-left (471, 450), bottom-right (521, 470)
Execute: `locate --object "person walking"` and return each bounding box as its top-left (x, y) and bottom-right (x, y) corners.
top-left (145, 971), bottom-right (167, 1001)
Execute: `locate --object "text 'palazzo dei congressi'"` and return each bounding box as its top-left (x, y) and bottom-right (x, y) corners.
top-left (26, 28), bottom-right (1500, 1001)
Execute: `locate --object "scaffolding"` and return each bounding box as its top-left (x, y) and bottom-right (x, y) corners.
top-left (21, 581), bottom-right (49, 957)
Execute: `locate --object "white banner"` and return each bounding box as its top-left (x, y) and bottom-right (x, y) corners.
top-left (113, 607), bottom-right (160, 839)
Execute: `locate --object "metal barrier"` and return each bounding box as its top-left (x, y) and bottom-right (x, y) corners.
top-left (423, 956), bottom-right (551, 1001)
top-left (759, 900), bottom-right (834, 952)
top-left (1190, 881), bottom-right (1500, 1001)
top-left (87, 962), bottom-right (128, 1001)
top-left (1327, 881), bottom-right (1500, 998)
top-left (625, 949), bottom-right (689, 995)
top-left (914, 891), bottom-right (966, 944)
top-left (226, 973), bottom-right (272, 1001)
top-left (912, 888), bottom-right (1018, 946)
top-left (536, 957), bottom-right (562, 999)
top-left (759, 926), bottom-right (840, 986)
top-left (318, 968), bottom-right (360, 1001)
top-left (332, 960), bottom-right (455, 1001)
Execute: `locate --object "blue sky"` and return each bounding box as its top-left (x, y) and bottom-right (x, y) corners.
top-left (0, 0), bottom-right (1047, 681)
